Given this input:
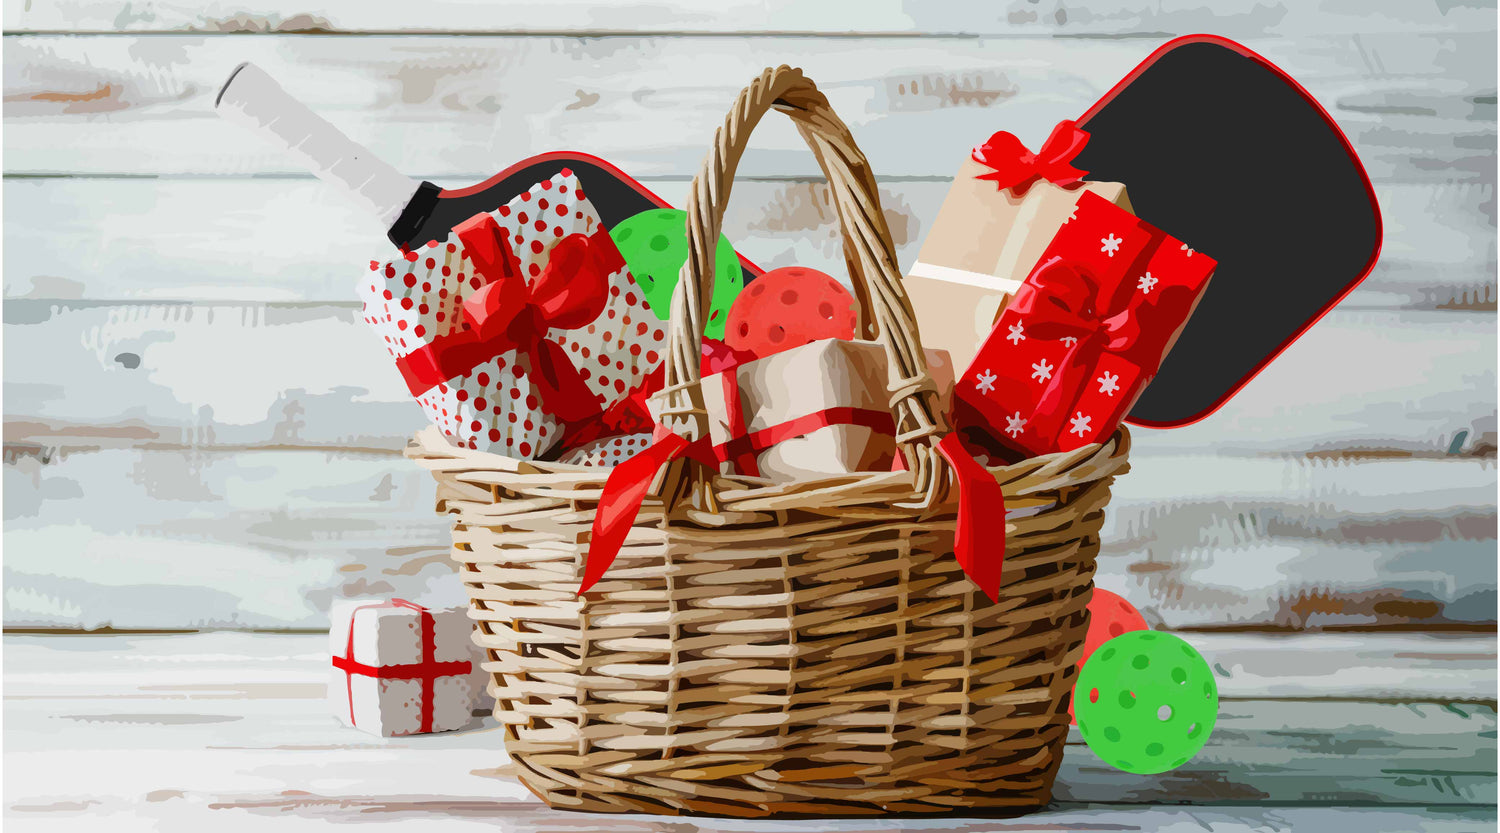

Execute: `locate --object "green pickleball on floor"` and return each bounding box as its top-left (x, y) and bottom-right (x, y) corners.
top-left (1074, 631), bottom-right (1219, 774)
top-left (609, 208), bottom-right (744, 341)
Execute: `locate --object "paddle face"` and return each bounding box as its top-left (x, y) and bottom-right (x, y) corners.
top-left (1075, 36), bottom-right (1382, 427)
top-left (394, 152), bottom-right (763, 286)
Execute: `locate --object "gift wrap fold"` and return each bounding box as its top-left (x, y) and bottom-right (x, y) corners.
top-left (661, 338), bottom-right (956, 482)
top-left (955, 191), bottom-right (1216, 459)
top-left (328, 599), bottom-right (491, 737)
top-left (906, 121), bottom-right (1133, 375)
top-left (359, 170), bottom-right (666, 459)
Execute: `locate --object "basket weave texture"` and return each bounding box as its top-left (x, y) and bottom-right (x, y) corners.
top-left (408, 65), bottom-right (1131, 817)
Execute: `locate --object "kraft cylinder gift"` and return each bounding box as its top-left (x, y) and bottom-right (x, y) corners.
top-left (660, 337), bottom-right (958, 482)
top-left (905, 121), bottom-right (1133, 375)
top-left (408, 66), bottom-right (1130, 817)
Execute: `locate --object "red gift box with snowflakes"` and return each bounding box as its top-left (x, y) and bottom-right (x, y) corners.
top-left (358, 170), bottom-right (666, 459)
top-left (954, 191), bottom-right (1215, 458)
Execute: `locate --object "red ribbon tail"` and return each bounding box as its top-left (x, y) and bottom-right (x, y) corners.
top-left (936, 433), bottom-right (1006, 601)
top-left (580, 433), bottom-right (690, 595)
top-left (530, 339), bottom-right (604, 424)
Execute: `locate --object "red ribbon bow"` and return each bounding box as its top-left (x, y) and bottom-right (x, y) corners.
top-left (1013, 255), bottom-right (1190, 372)
top-left (973, 119), bottom-right (1091, 196)
top-left (1009, 254), bottom-right (1192, 420)
top-left (395, 215), bottom-right (624, 425)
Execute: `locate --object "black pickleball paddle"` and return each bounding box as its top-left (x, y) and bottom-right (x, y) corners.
top-left (1074, 35), bottom-right (1383, 427)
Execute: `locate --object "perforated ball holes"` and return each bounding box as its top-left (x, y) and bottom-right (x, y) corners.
top-left (1073, 631), bottom-right (1219, 774)
top-left (608, 208), bottom-right (743, 340)
top-left (723, 266), bottom-right (858, 358)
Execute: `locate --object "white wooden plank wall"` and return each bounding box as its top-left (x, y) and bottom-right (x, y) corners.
top-left (2, 1), bottom-right (1495, 631)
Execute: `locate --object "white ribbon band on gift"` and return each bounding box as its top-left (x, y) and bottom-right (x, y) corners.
top-left (907, 261), bottom-right (1027, 294)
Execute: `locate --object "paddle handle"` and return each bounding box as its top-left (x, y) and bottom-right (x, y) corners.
top-left (216, 62), bottom-right (420, 230)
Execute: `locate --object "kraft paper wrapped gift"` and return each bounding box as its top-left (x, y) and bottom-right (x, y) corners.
top-left (328, 599), bottom-right (491, 737)
top-left (906, 122), bottom-right (1133, 375)
top-left (679, 338), bottom-right (956, 482)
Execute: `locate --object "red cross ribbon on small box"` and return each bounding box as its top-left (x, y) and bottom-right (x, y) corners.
top-left (331, 599), bottom-right (474, 735)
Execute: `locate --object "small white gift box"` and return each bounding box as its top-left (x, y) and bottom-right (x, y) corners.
top-left (328, 599), bottom-right (490, 737)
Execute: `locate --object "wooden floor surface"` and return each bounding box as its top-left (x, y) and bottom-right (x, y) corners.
top-left (4, 631), bottom-right (1495, 831)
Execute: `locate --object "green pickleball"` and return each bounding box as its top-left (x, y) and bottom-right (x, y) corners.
top-left (1073, 631), bottom-right (1219, 774)
top-left (609, 208), bottom-right (743, 340)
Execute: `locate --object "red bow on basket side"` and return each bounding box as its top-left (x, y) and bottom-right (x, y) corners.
top-left (973, 119), bottom-right (1091, 195)
top-left (394, 213), bottom-right (648, 440)
top-left (578, 429), bottom-right (1011, 602)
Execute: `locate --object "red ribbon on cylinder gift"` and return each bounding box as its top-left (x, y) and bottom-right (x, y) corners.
top-left (972, 119), bottom-right (1092, 195)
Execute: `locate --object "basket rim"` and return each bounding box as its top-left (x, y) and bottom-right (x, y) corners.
top-left (406, 423), bottom-right (1130, 508)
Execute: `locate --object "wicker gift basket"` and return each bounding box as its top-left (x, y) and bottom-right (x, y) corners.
top-left (408, 65), bottom-right (1130, 817)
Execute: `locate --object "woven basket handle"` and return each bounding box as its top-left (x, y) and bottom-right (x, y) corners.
top-left (655, 65), bottom-right (950, 505)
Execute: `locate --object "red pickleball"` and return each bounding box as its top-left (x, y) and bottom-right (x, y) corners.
top-left (1070, 587), bottom-right (1149, 724)
top-left (725, 266), bottom-right (858, 358)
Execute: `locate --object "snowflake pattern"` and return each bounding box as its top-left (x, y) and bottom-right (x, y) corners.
top-left (1181, 243), bottom-right (1196, 256)
top-left (1100, 233), bottom-right (1123, 257)
top-left (1004, 411), bottom-right (1027, 438)
top-left (1069, 411), bottom-right (1093, 437)
top-left (1006, 323), bottom-right (1026, 345)
top-left (1030, 359), bottom-right (1054, 383)
top-left (1097, 371), bottom-right (1120, 396)
top-left (1060, 335), bottom-right (1078, 347)
top-left (974, 368), bottom-right (998, 395)
top-left (1137, 272), bottom-right (1159, 294)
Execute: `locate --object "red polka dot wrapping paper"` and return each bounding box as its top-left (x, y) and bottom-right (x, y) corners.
top-left (358, 171), bottom-right (668, 458)
top-left (556, 432), bottom-right (654, 467)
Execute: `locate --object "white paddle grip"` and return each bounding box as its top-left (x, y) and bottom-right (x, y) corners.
top-left (216, 62), bottom-right (419, 229)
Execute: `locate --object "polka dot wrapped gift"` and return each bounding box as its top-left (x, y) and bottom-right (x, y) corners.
top-left (359, 170), bottom-right (667, 459)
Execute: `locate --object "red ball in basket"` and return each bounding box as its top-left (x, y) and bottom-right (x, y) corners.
top-left (358, 171), bottom-right (667, 459)
top-left (724, 266), bottom-right (858, 357)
